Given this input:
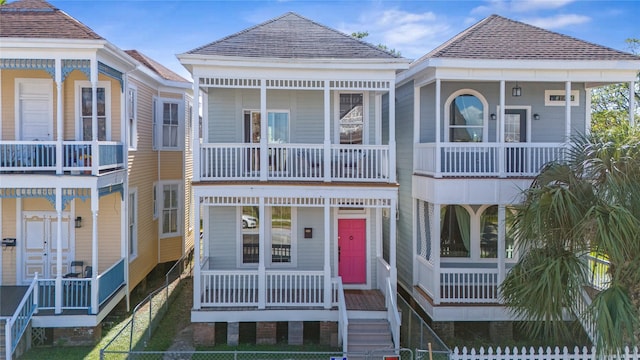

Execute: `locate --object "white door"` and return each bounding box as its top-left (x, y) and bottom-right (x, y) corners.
top-left (18, 80), bottom-right (53, 141)
top-left (23, 212), bottom-right (72, 281)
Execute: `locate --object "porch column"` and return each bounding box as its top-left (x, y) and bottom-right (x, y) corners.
top-left (389, 85), bottom-right (397, 183)
top-left (258, 198), bottom-right (266, 308)
top-left (413, 85), bottom-right (421, 174)
top-left (259, 80), bottom-right (268, 181)
top-left (193, 197), bottom-right (201, 309)
top-left (323, 82), bottom-right (331, 182)
top-left (497, 205), bottom-right (506, 288)
top-left (323, 200), bottom-right (332, 309)
top-left (434, 79), bottom-right (441, 178)
top-left (90, 188), bottom-right (99, 314)
top-left (55, 59), bottom-right (63, 175)
top-left (91, 59), bottom-right (99, 176)
top-left (431, 204), bottom-right (441, 305)
top-left (54, 189), bottom-right (63, 314)
top-left (498, 80), bottom-right (506, 178)
top-left (389, 198), bottom-right (397, 291)
top-left (565, 81), bottom-right (572, 141)
top-left (193, 78), bottom-right (201, 181)
top-left (630, 81), bottom-right (636, 126)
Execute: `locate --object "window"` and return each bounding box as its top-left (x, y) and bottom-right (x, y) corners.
top-left (163, 102), bottom-right (179, 148)
top-left (152, 97), bottom-right (158, 150)
top-left (339, 93), bottom-right (364, 144)
top-left (242, 206), bottom-right (260, 264)
top-left (270, 207), bottom-right (291, 263)
top-left (243, 110), bottom-right (290, 144)
top-left (505, 207), bottom-right (517, 260)
top-left (440, 205), bottom-right (470, 257)
top-left (128, 190), bottom-right (138, 258)
top-left (152, 184), bottom-right (158, 220)
top-left (127, 87), bottom-right (137, 150)
top-left (446, 91), bottom-right (486, 142)
top-left (480, 206), bottom-right (498, 258)
top-left (77, 82), bottom-right (110, 141)
top-left (161, 183), bottom-right (180, 237)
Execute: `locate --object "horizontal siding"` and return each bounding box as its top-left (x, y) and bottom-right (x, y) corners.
top-left (159, 236), bottom-right (181, 262)
top-left (208, 207), bottom-right (237, 269)
top-left (296, 208), bottom-right (324, 270)
top-left (1, 199), bottom-right (17, 284)
top-left (293, 91), bottom-right (323, 143)
top-left (209, 88), bottom-right (240, 142)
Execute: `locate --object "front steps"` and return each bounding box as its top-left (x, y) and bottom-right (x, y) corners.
top-left (347, 319), bottom-right (394, 354)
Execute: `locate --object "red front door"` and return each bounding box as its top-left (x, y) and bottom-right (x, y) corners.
top-left (338, 219), bottom-right (366, 284)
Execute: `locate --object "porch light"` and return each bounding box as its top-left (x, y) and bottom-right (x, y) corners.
top-left (512, 82), bottom-right (522, 97)
top-left (75, 216), bottom-right (83, 228)
top-left (533, 113), bottom-right (541, 121)
top-left (490, 113), bottom-right (497, 121)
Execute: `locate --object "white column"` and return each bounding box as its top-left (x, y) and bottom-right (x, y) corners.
top-left (432, 204), bottom-right (441, 305)
top-left (258, 198), bottom-right (266, 308)
top-left (497, 205), bottom-right (506, 287)
top-left (193, 195), bottom-right (202, 309)
top-left (323, 200), bottom-right (332, 309)
top-left (434, 79), bottom-right (441, 178)
top-left (499, 80), bottom-right (506, 177)
top-left (55, 59), bottom-right (63, 175)
top-left (323, 82), bottom-right (331, 182)
top-left (389, 85), bottom-right (397, 183)
top-left (259, 80), bottom-right (268, 181)
top-left (91, 59), bottom-right (99, 176)
top-left (90, 188), bottom-right (99, 314)
top-left (414, 85), bottom-right (421, 144)
top-left (565, 81), bottom-right (572, 141)
top-left (389, 198), bottom-right (398, 292)
top-left (193, 78), bottom-right (201, 181)
top-left (54, 189), bottom-right (63, 314)
top-left (630, 81), bottom-right (636, 126)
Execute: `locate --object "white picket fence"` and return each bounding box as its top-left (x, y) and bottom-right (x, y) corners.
top-left (450, 346), bottom-right (640, 360)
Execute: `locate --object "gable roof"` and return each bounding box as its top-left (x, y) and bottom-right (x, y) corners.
top-left (417, 14), bottom-right (638, 62)
top-left (186, 12), bottom-right (400, 60)
top-left (0, 0), bottom-right (102, 40)
top-left (125, 50), bottom-right (189, 83)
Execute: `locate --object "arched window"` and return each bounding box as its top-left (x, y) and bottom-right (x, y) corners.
top-left (445, 90), bottom-right (487, 142)
top-left (480, 206), bottom-right (498, 258)
top-left (440, 205), bottom-right (470, 257)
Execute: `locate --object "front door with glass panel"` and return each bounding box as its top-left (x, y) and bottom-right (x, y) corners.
top-left (23, 212), bottom-right (72, 281)
top-left (504, 109), bottom-right (527, 173)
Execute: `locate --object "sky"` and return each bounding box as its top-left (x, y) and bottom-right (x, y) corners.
top-left (47, 0), bottom-right (640, 80)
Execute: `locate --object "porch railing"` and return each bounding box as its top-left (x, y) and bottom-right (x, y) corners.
top-left (440, 268), bottom-right (499, 303)
top-left (37, 278), bottom-right (91, 311)
top-left (199, 143), bottom-right (389, 182)
top-left (98, 258), bottom-right (126, 305)
top-left (414, 142), bottom-right (566, 177)
top-left (4, 275), bottom-right (38, 360)
top-left (200, 270), bottom-right (259, 307)
top-left (266, 271), bottom-right (325, 306)
top-left (385, 277), bottom-right (401, 350)
top-left (0, 141), bottom-right (125, 173)
top-left (334, 277), bottom-right (349, 352)
top-left (585, 254), bottom-right (610, 291)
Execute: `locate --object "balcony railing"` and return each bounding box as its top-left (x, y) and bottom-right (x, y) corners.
top-left (199, 143), bottom-right (390, 182)
top-left (414, 142), bottom-right (567, 178)
top-left (0, 141), bottom-right (125, 174)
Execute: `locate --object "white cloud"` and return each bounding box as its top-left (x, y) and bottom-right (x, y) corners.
top-left (338, 8), bottom-right (452, 60)
top-left (522, 14), bottom-right (590, 29)
top-left (472, 0), bottom-right (576, 14)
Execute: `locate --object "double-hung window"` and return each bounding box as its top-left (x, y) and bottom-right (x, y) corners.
top-left (239, 206), bottom-right (296, 266)
top-left (155, 99), bottom-right (183, 150)
top-left (127, 86), bottom-right (137, 150)
top-left (163, 102), bottom-right (179, 148)
top-left (161, 182), bottom-right (181, 237)
top-left (128, 190), bottom-right (138, 259)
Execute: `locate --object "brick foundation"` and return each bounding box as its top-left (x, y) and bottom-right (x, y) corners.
top-left (432, 321), bottom-right (455, 342)
top-left (256, 322), bottom-right (277, 345)
top-left (192, 323), bottom-right (216, 346)
top-left (53, 325), bottom-right (101, 346)
top-left (319, 321), bottom-right (338, 348)
top-left (489, 321), bottom-right (513, 342)
top-left (288, 321), bottom-right (303, 345)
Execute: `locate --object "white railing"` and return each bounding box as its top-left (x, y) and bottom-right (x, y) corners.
top-left (440, 268), bottom-right (499, 303)
top-left (200, 270), bottom-right (259, 307)
top-left (0, 140), bottom-right (124, 174)
top-left (586, 254), bottom-right (610, 291)
top-left (334, 277), bottom-right (349, 353)
top-left (385, 277), bottom-right (401, 350)
top-left (414, 142), bottom-right (566, 177)
top-left (376, 257), bottom-right (391, 292)
top-left (265, 271), bottom-right (325, 306)
top-left (415, 257), bottom-right (437, 301)
top-left (574, 287), bottom-right (598, 345)
top-left (199, 143), bottom-right (389, 182)
top-left (450, 346), bottom-right (640, 360)
top-left (5, 275), bottom-right (38, 360)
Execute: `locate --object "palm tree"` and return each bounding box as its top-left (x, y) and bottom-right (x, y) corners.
top-left (500, 121), bottom-right (640, 351)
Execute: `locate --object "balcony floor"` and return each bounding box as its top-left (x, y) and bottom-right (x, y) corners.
top-left (345, 289), bottom-right (385, 311)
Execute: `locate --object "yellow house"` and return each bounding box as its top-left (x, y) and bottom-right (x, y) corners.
top-left (0, 0), bottom-right (192, 352)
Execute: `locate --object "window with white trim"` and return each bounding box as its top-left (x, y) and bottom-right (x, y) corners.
top-left (445, 90), bottom-right (487, 142)
top-left (127, 86), bottom-right (137, 150)
top-left (76, 81), bottom-right (111, 141)
top-left (239, 206), bottom-right (296, 266)
top-left (162, 102), bottom-right (180, 148)
top-left (152, 183), bottom-right (158, 220)
top-left (128, 190), bottom-right (138, 258)
top-left (161, 182), bottom-right (181, 237)
top-left (152, 97), bottom-right (158, 150)
top-left (338, 93), bottom-right (364, 144)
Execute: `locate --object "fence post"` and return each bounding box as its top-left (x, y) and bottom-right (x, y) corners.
top-left (129, 314), bottom-right (135, 352)
top-left (148, 296), bottom-right (153, 341)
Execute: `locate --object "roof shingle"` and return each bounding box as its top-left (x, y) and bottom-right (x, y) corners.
top-left (187, 12), bottom-right (400, 60)
top-left (125, 50), bottom-right (189, 83)
top-left (419, 14), bottom-right (638, 62)
top-left (0, 0), bottom-right (102, 40)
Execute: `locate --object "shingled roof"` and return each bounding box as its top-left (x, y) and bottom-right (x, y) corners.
top-left (125, 50), bottom-right (189, 83)
top-left (0, 0), bottom-right (102, 40)
top-left (418, 14), bottom-right (638, 62)
top-left (186, 12), bottom-right (399, 60)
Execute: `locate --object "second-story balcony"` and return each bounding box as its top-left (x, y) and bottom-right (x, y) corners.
top-left (414, 142), bottom-right (567, 178)
top-left (0, 141), bottom-right (125, 175)
top-left (200, 143), bottom-right (390, 182)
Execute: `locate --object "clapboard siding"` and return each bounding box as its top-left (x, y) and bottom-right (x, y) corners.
top-left (208, 207), bottom-right (237, 269)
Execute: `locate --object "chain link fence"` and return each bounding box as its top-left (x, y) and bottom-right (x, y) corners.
top-left (102, 348), bottom-right (414, 360)
top-left (397, 295), bottom-right (449, 359)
